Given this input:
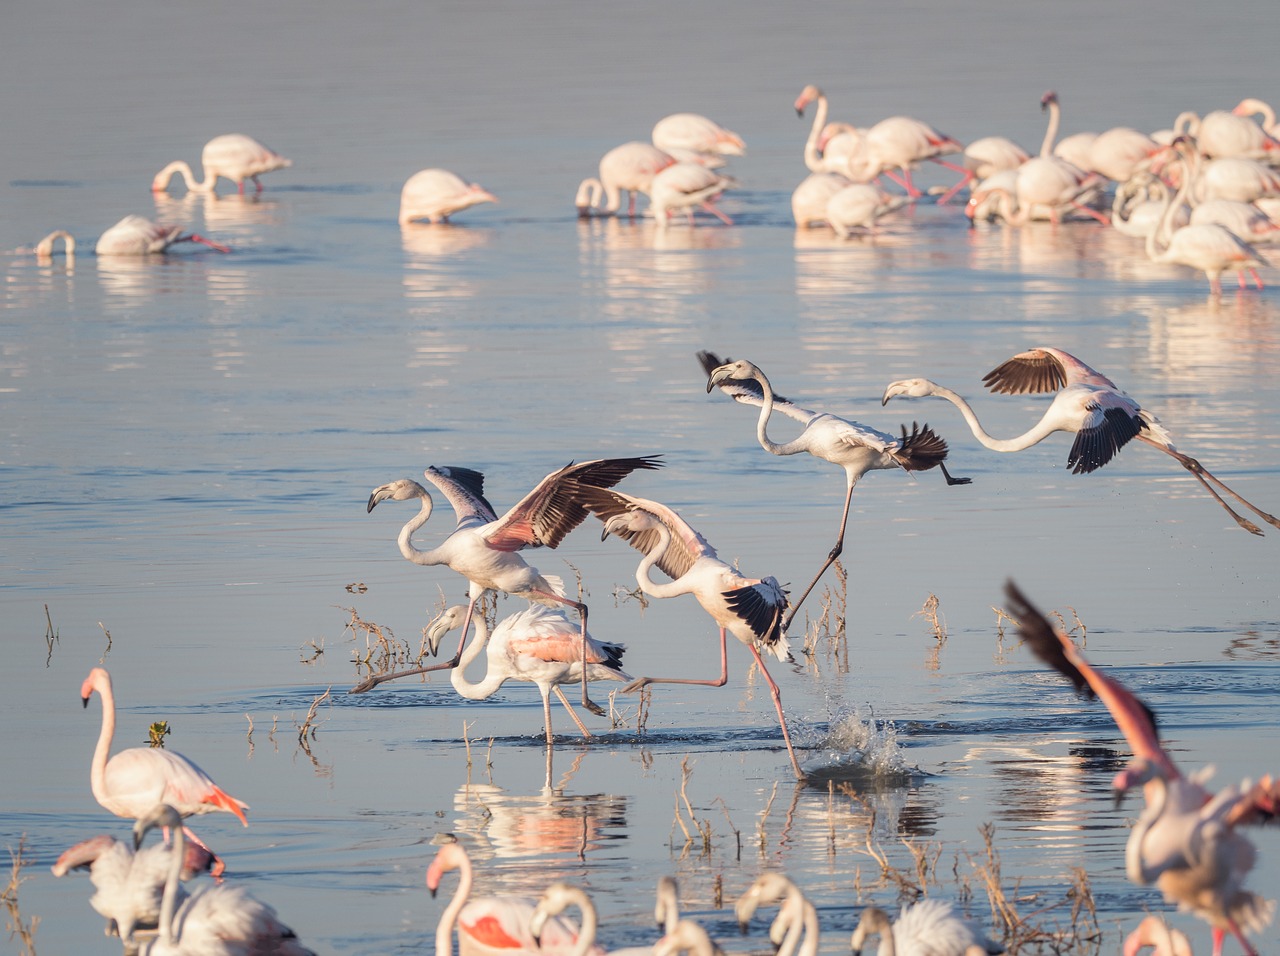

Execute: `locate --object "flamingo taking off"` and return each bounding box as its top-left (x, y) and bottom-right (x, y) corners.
top-left (849, 902), bottom-right (1002, 956)
top-left (151, 134), bottom-right (291, 195)
top-left (400, 169), bottom-right (498, 225)
top-left (80, 667), bottom-right (248, 876)
top-left (574, 484), bottom-right (803, 780)
top-left (358, 456), bottom-right (662, 714)
top-left (576, 142), bottom-right (676, 218)
top-left (648, 163), bottom-right (736, 227)
top-left (652, 113), bottom-right (745, 160)
top-left (425, 603), bottom-right (630, 744)
top-left (701, 350), bottom-right (969, 630)
top-left (881, 346), bottom-right (1280, 535)
top-left (93, 215), bottom-right (230, 256)
top-left (1006, 581), bottom-right (1280, 956)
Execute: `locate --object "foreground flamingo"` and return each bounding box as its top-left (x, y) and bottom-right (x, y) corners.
top-left (1006, 581), bottom-right (1280, 956)
top-left (400, 169), bottom-right (498, 224)
top-left (791, 172), bottom-right (852, 228)
top-left (652, 113), bottom-right (745, 159)
top-left (849, 902), bottom-right (1001, 956)
top-left (735, 872), bottom-right (818, 956)
top-left (576, 142), bottom-right (676, 217)
top-left (358, 456), bottom-right (662, 712)
top-left (530, 880), bottom-right (680, 956)
top-left (425, 603), bottom-right (630, 743)
top-left (95, 215), bottom-right (231, 256)
top-left (701, 351), bottom-right (969, 630)
top-left (1124, 916), bottom-right (1193, 956)
top-left (653, 920), bottom-right (724, 956)
top-left (81, 667), bottom-right (248, 875)
top-left (427, 835), bottom-right (589, 956)
top-left (151, 134), bottom-right (291, 194)
top-left (881, 346), bottom-right (1280, 535)
top-left (575, 485), bottom-right (803, 780)
top-left (133, 804), bottom-right (314, 955)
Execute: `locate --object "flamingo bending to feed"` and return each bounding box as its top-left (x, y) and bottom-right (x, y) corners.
top-left (1189, 199), bottom-right (1280, 244)
top-left (964, 156), bottom-right (1108, 226)
top-left (825, 183), bottom-right (908, 238)
top-left (648, 163), bottom-right (735, 227)
top-left (427, 835), bottom-right (590, 956)
top-left (400, 169), bottom-right (498, 225)
top-left (33, 230), bottom-right (76, 257)
top-left (735, 872), bottom-right (819, 956)
top-left (791, 172), bottom-right (852, 228)
top-left (358, 456), bottom-right (662, 712)
top-left (576, 142), bottom-right (676, 218)
top-left (425, 603), bottom-right (630, 743)
top-left (575, 484), bottom-right (802, 780)
top-left (81, 667), bottom-right (248, 876)
top-left (936, 135), bottom-right (1030, 204)
top-left (132, 804), bottom-right (314, 955)
top-left (1084, 126), bottom-right (1161, 183)
top-left (1124, 916), bottom-right (1193, 956)
top-left (652, 113), bottom-right (745, 160)
top-left (849, 902), bottom-right (1001, 956)
top-left (881, 346), bottom-right (1280, 535)
top-left (151, 134), bottom-right (291, 194)
top-left (530, 879), bottom-right (680, 956)
top-left (843, 115), bottom-right (965, 199)
top-left (1006, 582), bottom-right (1280, 956)
top-left (794, 85), bottom-right (862, 175)
top-left (701, 350), bottom-right (969, 630)
top-left (1231, 98), bottom-right (1280, 139)
top-left (95, 215), bottom-right (231, 255)
top-left (1178, 110), bottom-right (1280, 162)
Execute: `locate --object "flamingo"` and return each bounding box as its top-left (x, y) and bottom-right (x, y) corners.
top-left (33, 230), bottom-right (76, 257)
top-left (1190, 156), bottom-right (1280, 205)
top-left (400, 169), bottom-right (498, 225)
top-left (1231, 98), bottom-right (1280, 139)
top-left (653, 921), bottom-right (724, 956)
top-left (651, 113), bottom-right (745, 160)
top-left (95, 215), bottom-right (231, 256)
top-left (51, 832), bottom-right (213, 946)
top-left (1124, 916), bottom-right (1194, 956)
top-left (964, 155), bottom-right (1108, 226)
top-left (824, 183), bottom-right (908, 238)
top-left (791, 172), bottom-right (852, 228)
top-left (132, 804), bottom-right (314, 955)
top-left (151, 134), bottom-right (291, 195)
top-left (849, 902), bottom-right (1001, 956)
top-left (81, 667), bottom-right (248, 876)
top-left (1038, 91), bottom-right (1097, 170)
top-left (843, 115), bottom-right (965, 199)
top-left (700, 351), bottom-right (970, 630)
top-left (648, 163), bottom-right (735, 227)
top-left (426, 835), bottom-right (590, 956)
top-left (1006, 582), bottom-right (1280, 956)
top-left (529, 880), bottom-right (680, 956)
top-left (1111, 174), bottom-right (1189, 239)
top-left (936, 135), bottom-right (1030, 205)
top-left (1189, 199), bottom-right (1280, 244)
top-left (734, 872), bottom-right (818, 956)
top-left (1085, 126), bottom-right (1161, 182)
top-left (575, 142), bottom-right (676, 218)
top-left (1182, 110), bottom-right (1280, 161)
top-left (358, 456), bottom-right (662, 713)
top-left (424, 603), bottom-right (631, 744)
top-left (574, 484), bottom-right (802, 779)
top-left (794, 85), bottom-right (862, 175)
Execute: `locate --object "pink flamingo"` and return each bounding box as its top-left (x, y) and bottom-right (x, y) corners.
top-left (794, 85), bottom-right (863, 175)
top-left (651, 113), bottom-right (745, 160)
top-left (701, 351), bottom-right (968, 630)
top-left (843, 115), bottom-right (965, 199)
top-left (95, 215), bottom-right (231, 255)
top-left (1231, 98), bottom-right (1280, 139)
top-left (1178, 110), bottom-right (1280, 161)
top-left (936, 135), bottom-right (1030, 204)
top-left (883, 347), bottom-right (1280, 535)
top-left (648, 163), bottom-right (736, 227)
top-left (427, 835), bottom-right (591, 956)
top-left (81, 668), bottom-right (248, 876)
top-left (424, 603), bottom-right (630, 743)
top-left (576, 485), bottom-right (802, 780)
top-left (1189, 199), bottom-right (1280, 244)
top-left (1039, 91), bottom-right (1097, 170)
top-left (575, 142), bottom-right (676, 218)
top-left (1124, 916), bottom-right (1193, 956)
top-left (1007, 582), bottom-right (1280, 956)
top-left (33, 230), bottom-right (76, 257)
top-left (531, 880), bottom-right (681, 956)
top-left (825, 183), bottom-right (909, 237)
top-left (791, 172), bottom-right (852, 228)
top-left (151, 134), bottom-right (291, 195)
top-left (399, 169), bottom-right (497, 225)
top-left (1085, 126), bottom-right (1162, 182)
top-left (849, 901), bottom-right (1002, 956)
top-left (359, 456), bottom-right (662, 711)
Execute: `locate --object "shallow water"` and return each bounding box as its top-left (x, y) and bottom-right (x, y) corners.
top-left (3, 2), bottom-right (1280, 954)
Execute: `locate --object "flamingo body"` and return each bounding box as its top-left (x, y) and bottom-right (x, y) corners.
top-left (152, 134), bottom-right (291, 194)
top-left (95, 215), bottom-right (230, 256)
top-left (652, 113), bottom-right (745, 158)
top-left (576, 142), bottom-right (675, 217)
top-left (648, 163), bottom-right (735, 227)
top-left (791, 172), bottom-right (851, 227)
top-left (850, 901), bottom-right (1001, 956)
top-left (825, 183), bottom-right (907, 237)
top-left (400, 169), bottom-right (498, 224)
top-left (845, 115), bottom-right (964, 198)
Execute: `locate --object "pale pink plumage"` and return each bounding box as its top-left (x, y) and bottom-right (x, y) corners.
top-left (151, 134), bottom-right (291, 194)
top-left (95, 215), bottom-right (230, 256)
top-left (648, 162), bottom-right (735, 227)
top-left (791, 172), bottom-right (851, 228)
top-left (575, 142), bottom-right (676, 217)
top-left (652, 112), bottom-right (745, 159)
top-left (400, 169), bottom-right (498, 225)
top-left (794, 85), bottom-right (861, 175)
top-left (844, 115), bottom-right (965, 198)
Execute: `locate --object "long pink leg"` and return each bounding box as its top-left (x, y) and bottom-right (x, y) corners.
top-left (1068, 201), bottom-right (1111, 225)
top-left (527, 588), bottom-right (601, 716)
top-left (622, 626), bottom-right (729, 692)
top-left (748, 643), bottom-right (803, 780)
top-left (783, 480), bottom-right (855, 632)
top-left (550, 685), bottom-right (593, 738)
top-left (182, 234), bottom-right (232, 253)
top-left (700, 202), bottom-right (734, 225)
top-left (1139, 435), bottom-right (1280, 532)
top-left (936, 171), bottom-right (974, 205)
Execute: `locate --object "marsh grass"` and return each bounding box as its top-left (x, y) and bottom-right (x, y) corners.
top-left (2, 838), bottom-right (37, 956)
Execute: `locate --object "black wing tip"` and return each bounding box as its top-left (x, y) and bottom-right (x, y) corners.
top-left (1003, 580), bottom-right (1096, 699)
top-left (697, 349), bottom-right (731, 374)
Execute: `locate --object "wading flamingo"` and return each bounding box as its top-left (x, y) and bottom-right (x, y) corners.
top-left (151, 134), bottom-right (291, 194)
top-left (849, 902), bottom-right (1001, 956)
top-left (653, 920), bottom-right (724, 956)
top-left (576, 142), bottom-right (676, 217)
top-left (881, 346), bottom-right (1280, 535)
top-left (133, 804), bottom-right (314, 955)
top-left (530, 880), bottom-right (680, 956)
top-left (794, 85), bottom-right (862, 175)
top-left (574, 485), bottom-right (803, 780)
top-left (33, 230), bottom-right (76, 257)
top-left (358, 456), bottom-right (662, 713)
top-left (427, 835), bottom-right (590, 956)
top-left (843, 115), bottom-right (966, 199)
top-left (1124, 916), bottom-right (1193, 956)
top-left (1231, 98), bottom-right (1280, 139)
top-left (400, 169), bottom-right (498, 225)
top-left (95, 215), bottom-right (231, 256)
top-left (735, 872), bottom-right (818, 956)
top-left (824, 183), bottom-right (908, 238)
top-left (652, 113), bottom-right (745, 160)
top-left (936, 135), bottom-right (1030, 204)
top-left (649, 163), bottom-right (735, 227)
top-left (1039, 91), bottom-right (1097, 171)
top-left (81, 667), bottom-right (248, 876)
top-left (424, 603), bottom-right (630, 743)
top-left (1006, 581), bottom-right (1280, 956)
top-left (701, 351), bottom-right (969, 630)
top-left (791, 172), bottom-right (852, 228)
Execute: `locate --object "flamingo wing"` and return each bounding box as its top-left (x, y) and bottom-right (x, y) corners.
top-left (1005, 581), bottom-right (1177, 778)
top-left (698, 350), bottom-right (819, 424)
top-left (423, 465), bottom-right (499, 529)
top-left (1225, 775), bottom-right (1280, 827)
top-left (104, 748), bottom-right (249, 824)
top-left (1066, 389), bottom-right (1144, 474)
top-left (576, 487), bottom-right (713, 580)
top-left (983, 347), bottom-right (1119, 394)
top-left (723, 577), bottom-right (788, 648)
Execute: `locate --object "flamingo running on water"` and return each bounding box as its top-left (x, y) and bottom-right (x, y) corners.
top-left (80, 667), bottom-right (248, 877)
top-left (849, 902), bottom-right (1002, 956)
top-left (652, 113), bottom-right (745, 161)
top-left (1006, 581), bottom-right (1280, 956)
top-left (424, 603), bottom-right (630, 744)
top-left (151, 134), bottom-right (291, 195)
top-left (573, 484), bottom-right (803, 780)
top-left (648, 163), bottom-right (736, 227)
top-left (701, 351), bottom-right (969, 630)
top-left (400, 169), bottom-right (498, 225)
top-left (575, 142), bottom-right (676, 218)
top-left (358, 456), bottom-right (662, 713)
top-left (881, 346), bottom-right (1280, 535)
top-left (530, 880), bottom-right (681, 956)
top-left (95, 215), bottom-right (231, 255)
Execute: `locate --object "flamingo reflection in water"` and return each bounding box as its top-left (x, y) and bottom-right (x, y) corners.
top-left (450, 778), bottom-right (627, 863)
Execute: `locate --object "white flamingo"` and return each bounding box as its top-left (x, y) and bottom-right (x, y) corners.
top-left (1231, 98), bottom-right (1280, 139)
top-left (33, 230), bottom-right (76, 257)
top-left (652, 113), bottom-right (745, 159)
top-left (653, 921), bottom-right (724, 956)
top-left (1189, 199), bottom-right (1280, 244)
top-left (849, 901), bottom-right (1001, 956)
top-left (1039, 91), bottom-right (1097, 171)
top-left (529, 879), bottom-right (681, 956)
top-left (936, 135), bottom-right (1030, 204)
top-left (791, 172), bottom-right (852, 228)
top-left (734, 872), bottom-right (818, 956)
top-left (843, 115), bottom-right (965, 199)
top-left (825, 183), bottom-right (908, 238)
top-left (1085, 126), bottom-right (1161, 182)
top-left (1177, 109), bottom-right (1280, 161)
top-left (400, 169), bottom-right (498, 224)
top-left (575, 142), bottom-right (676, 217)
top-left (882, 346), bottom-right (1280, 535)
top-left (151, 134), bottom-right (291, 194)
top-left (648, 163), bottom-right (735, 227)
top-left (794, 85), bottom-right (862, 175)
top-left (95, 215), bottom-right (230, 255)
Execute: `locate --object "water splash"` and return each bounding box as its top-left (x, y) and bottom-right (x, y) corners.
top-left (803, 705), bottom-right (922, 783)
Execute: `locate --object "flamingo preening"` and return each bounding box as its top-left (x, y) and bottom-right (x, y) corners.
top-left (400, 169), bottom-right (498, 224)
top-left (151, 134), bottom-right (291, 195)
top-left (701, 350), bottom-right (969, 630)
top-left (881, 347), bottom-right (1280, 535)
top-left (358, 456), bottom-right (662, 713)
top-left (849, 902), bottom-right (1002, 956)
top-left (1006, 581), bottom-right (1280, 956)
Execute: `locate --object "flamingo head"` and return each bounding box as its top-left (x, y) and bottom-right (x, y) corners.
top-left (51, 835), bottom-right (118, 876)
top-left (425, 606), bottom-right (466, 656)
top-left (1040, 90), bottom-right (1059, 111)
top-left (81, 667), bottom-right (110, 708)
top-left (706, 358), bottom-right (760, 393)
top-left (133, 803), bottom-right (183, 851)
top-left (881, 378), bottom-right (942, 405)
top-left (794, 84), bottom-right (821, 116)
top-left (601, 509), bottom-right (649, 541)
top-left (367, 478), bottom-right (429, 513)
top-left (1111, 757), bottom-right (1165, 808)
top-left (425, 833), bottom-right (465, 897)
top-left (850, 907), bottom-right (893, 956)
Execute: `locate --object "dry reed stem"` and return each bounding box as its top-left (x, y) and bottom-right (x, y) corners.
top-left (297, 687), bottom-right (330, 743)
top-left (98, 620), bottom-right (112, 659)
top-left (245, 714), bottom-right (254, 758)
top-left (2, 837), bottom-right (37, 956)
top-left (757, 780), bottom-right (778, 852)
top-left (43, 605), bottom-right (57, 667)
top-left (299, 638), bottom-right (324, 664)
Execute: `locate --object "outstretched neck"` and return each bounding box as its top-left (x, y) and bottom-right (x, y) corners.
top-left (450, 616), bottom-right (504, 700)
top-left (157, 820), bottom-right (187, 943)
top-left (802, 93), bottom-right (830, 173)
top-left (635, 520), bottom-right (692, 600)
top-left (1040, 99), bottom-right (1060, 158)
top-left (924, 383), bottom-right (1060, 453)
top-left (88, 681), bottom-right (115, 809)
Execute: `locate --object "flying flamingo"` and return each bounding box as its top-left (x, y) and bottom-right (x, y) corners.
top-left (791, 172), bottom-right (852, 228)
top-left (849, 902), bottom-right (1001, 956)
top-left (701, 351), bottom-right (969, 630)
top-left (648, 163), bottom-right (736, 227)
top-left (94, 215), bottom-right (231, 256)
top-left (1005, 581), bottom-right (1280, 956)
top-left (530, 880), bottom-right (681, 956)
top-left (652, 113), bottom-right (745, 160)
top-left (80, 667), bottom-right (248, 876)
top-left (794, 85), bottom-right (863, 175)
top-left (424, 603), bottom-right (631, 744)
top-left (575, 485), bottom-right (803, 780)
top-left (151, 134), bottom-right (291, 195)
top-left (1124, 916), bottom-right (1193, 956)
top-left (575, 142), bottom-right (676, 218)
top-left (400, 169), bottom-right (498, 225)
top-left (132, 803), bottom-right (315, 955)
top-left (843, 115), bottom-right (966, 199)
top-left (881, 346), bottom-right (1280, 535)
top-left (427, 835), bottom-right (591, 956)
top-left (358, 456), bottom-right (662, 713)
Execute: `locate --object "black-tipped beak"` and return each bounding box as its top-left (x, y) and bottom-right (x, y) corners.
top-left (429, 887), bottom-right (438, 899)
top-left (366, 495), bottom-right (377, 513)
top-left (82, 696), bottom-right (90, 709)
top-left (794, 107), bottom-right (804, 118)
top-left (1112, 787), bottom-right (1127, 811)
top-left (705, 377), bottom-right (715, 394)
top-left (738, 923), bottom-right (750, 936)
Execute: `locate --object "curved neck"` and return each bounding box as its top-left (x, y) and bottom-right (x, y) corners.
top-left (36, 230), bottom-right (76, 256)
top-left (1125, 777), bottom-right (1166, 884)
top-left (774, 899), bottom-right (820, 956)
top-left (656, 879), bottom-right (679, 935)
top-left (1146, 152), bottom-right (1194, 258)
top-left (565, 887), bottom-right (599, 956)
top-left (88, 678), bottom-right (115, 809)
top-left (450, 615), bottom-right (506, 700)
top-left (988, 188), bottom-right (1025, 225)
top-left (575, 178), bottom-right (604, 212)
top-left (803, 93), bottom-right (830, 173)
top-left (748, 367), bottom-right (804, 457)
top-left (925, 383), bottom-right (1061, 452)
top-left (398, 493), bottom-right (449, 567)
top-left (1040, 99), bottom-right (1060, 158)
top-left (157, 820), bottom-right (187, 943)
top-left (155, 160), bottom-right (213, 192)
top-left (634, 520), bottom-right (691, 600)
top-left (437, 853), bottom-right (472, 956)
